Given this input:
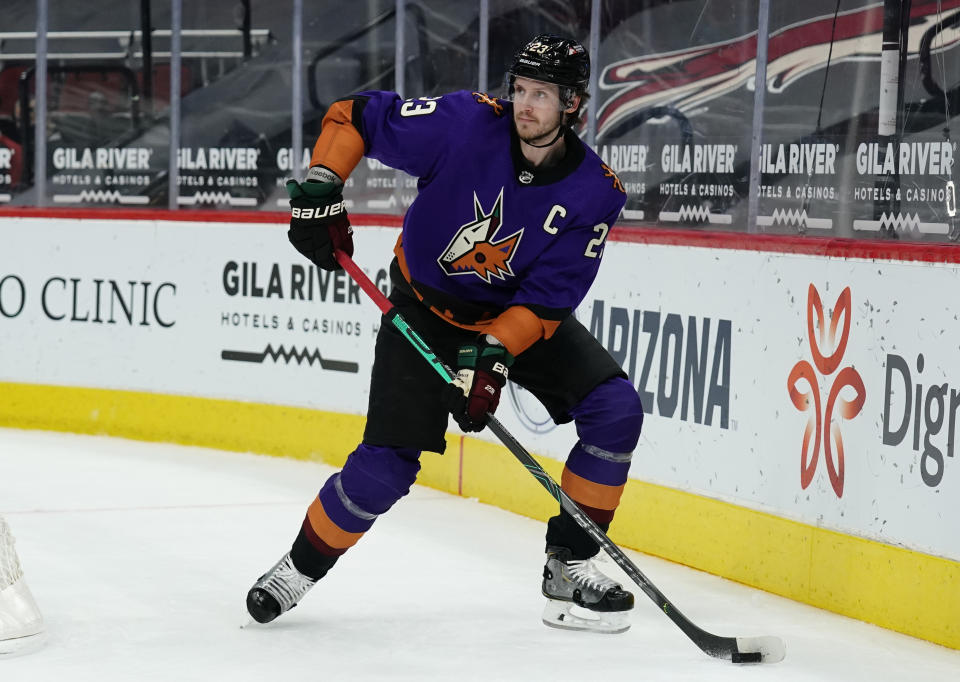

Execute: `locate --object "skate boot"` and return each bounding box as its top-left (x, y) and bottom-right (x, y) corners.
top-left (541, 546), bottom-right (634, 634)
top-left (246, 552), bottom-right (318, 624)
top-left (0, 577), bottom-right (44, 656)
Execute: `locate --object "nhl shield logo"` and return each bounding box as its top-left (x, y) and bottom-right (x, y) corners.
top-left (437, 189), bottom-right (523, 282)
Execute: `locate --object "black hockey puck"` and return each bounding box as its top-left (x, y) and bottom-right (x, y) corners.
top-left (731, 651), bottom-right (763, 663)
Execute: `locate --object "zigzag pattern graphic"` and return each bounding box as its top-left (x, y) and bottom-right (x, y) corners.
top-left (79, 189), bottom-right (123, 203)
top-left (757, 208), bottom-right (833, 229)
top-left (178, 191), bottom-right (232, 205)
top-left (877, 212), bottom-right (922, 232)
top-left (367, 194), bottom-right (398, 210)
top-left (178, 191), bottom-right (257, 207)
top-left (676, 204), bottom-right (711, 222)
top-left (659, 204), bottom-right (732, 224)
top-left (221, 344), bottom-right (359, 373)
top-left (769, 208), bottom-right (809, 225)
top-left (265, 345), bottom-right (325, 366)
top-left (79, 189), bottom-right (120, 204)
top-left (53, 190), bottom-right (149, 204)
top-left (852, 212), bottom-right (949, 235)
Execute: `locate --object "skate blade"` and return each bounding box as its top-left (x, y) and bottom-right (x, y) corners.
top-left (542, 599), bottom-right (630, 634)
top-left (0, 631), bottom-right (46, 657)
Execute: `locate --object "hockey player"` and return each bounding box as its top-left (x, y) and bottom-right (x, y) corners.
top-left (247, 34), bottom-right (644, 634)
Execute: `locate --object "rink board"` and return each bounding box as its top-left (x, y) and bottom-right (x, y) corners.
top-left (0, 211), bottom-right (958, 650)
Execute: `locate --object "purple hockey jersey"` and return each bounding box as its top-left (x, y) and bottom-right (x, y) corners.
top-left (350, 89), bottom-right (626, 331)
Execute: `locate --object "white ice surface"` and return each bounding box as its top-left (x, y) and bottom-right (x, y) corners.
top-left (1, 427), bottom-right (958, 681)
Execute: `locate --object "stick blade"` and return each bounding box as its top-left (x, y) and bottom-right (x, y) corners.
top-left (734, 636), bottom-right (786, 663)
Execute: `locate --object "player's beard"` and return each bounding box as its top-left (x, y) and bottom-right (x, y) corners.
top-left (514, 110), bottom-right (564, 146)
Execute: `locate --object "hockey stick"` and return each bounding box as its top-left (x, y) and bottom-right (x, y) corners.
top-left (336, 249), bottom-right (785, 664)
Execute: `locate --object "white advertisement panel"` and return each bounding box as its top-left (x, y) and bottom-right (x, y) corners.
top-left (498, 243), bottom-right (960, 562)
top-left (0, 217), bottom-right (397, 413)
top-left (1, 216), bottom-right (957, 561)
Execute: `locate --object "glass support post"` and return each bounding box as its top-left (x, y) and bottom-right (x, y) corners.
top-left (747, 0), bottom-right (771, 233)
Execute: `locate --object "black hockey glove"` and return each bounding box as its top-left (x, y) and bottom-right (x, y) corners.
top-left (286, 179), bottom-right (353, 271)
top-left (442, 337), bottom-right (514, 432)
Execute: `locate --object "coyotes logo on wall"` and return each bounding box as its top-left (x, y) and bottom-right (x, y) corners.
top-left (437, 189), bottom-right (523, 283)
top-left (787, 284), bottom-right (866, 497)
top-left (596, 0), bottom-right (960, 139)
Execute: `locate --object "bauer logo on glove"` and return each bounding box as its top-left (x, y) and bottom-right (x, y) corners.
top-left (290, 201), bottom-right (347, 220)
top-left (442, 337), bottom-right (513, 432)
top-left (286, 176), bottom-right (354, 271)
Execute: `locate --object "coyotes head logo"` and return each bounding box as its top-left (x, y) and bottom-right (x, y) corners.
top-left (438, 189), bottom-right (522, 282)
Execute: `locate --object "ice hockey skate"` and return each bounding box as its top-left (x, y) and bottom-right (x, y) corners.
top-left (541, 546), bottom-right (635, 634)
top-left (245, 552), bottom-right (317, 624)
top-left (0, 576), bottom-right (44, 656)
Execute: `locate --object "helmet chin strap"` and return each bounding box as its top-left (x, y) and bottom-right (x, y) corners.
top-left (521, 125), bottom-right (565, 149)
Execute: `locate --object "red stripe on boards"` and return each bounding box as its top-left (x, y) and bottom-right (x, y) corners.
top-left (0, 207), bottom-right (956, 263)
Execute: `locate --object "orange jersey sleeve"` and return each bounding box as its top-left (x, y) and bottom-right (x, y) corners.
top-left (485, 306), bottom-right (562, 357)
top-left (309, 99), bottom-right (366, 181)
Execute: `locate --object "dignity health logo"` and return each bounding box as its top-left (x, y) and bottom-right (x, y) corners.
top-left (787, 284), bottom-right (866, 497)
